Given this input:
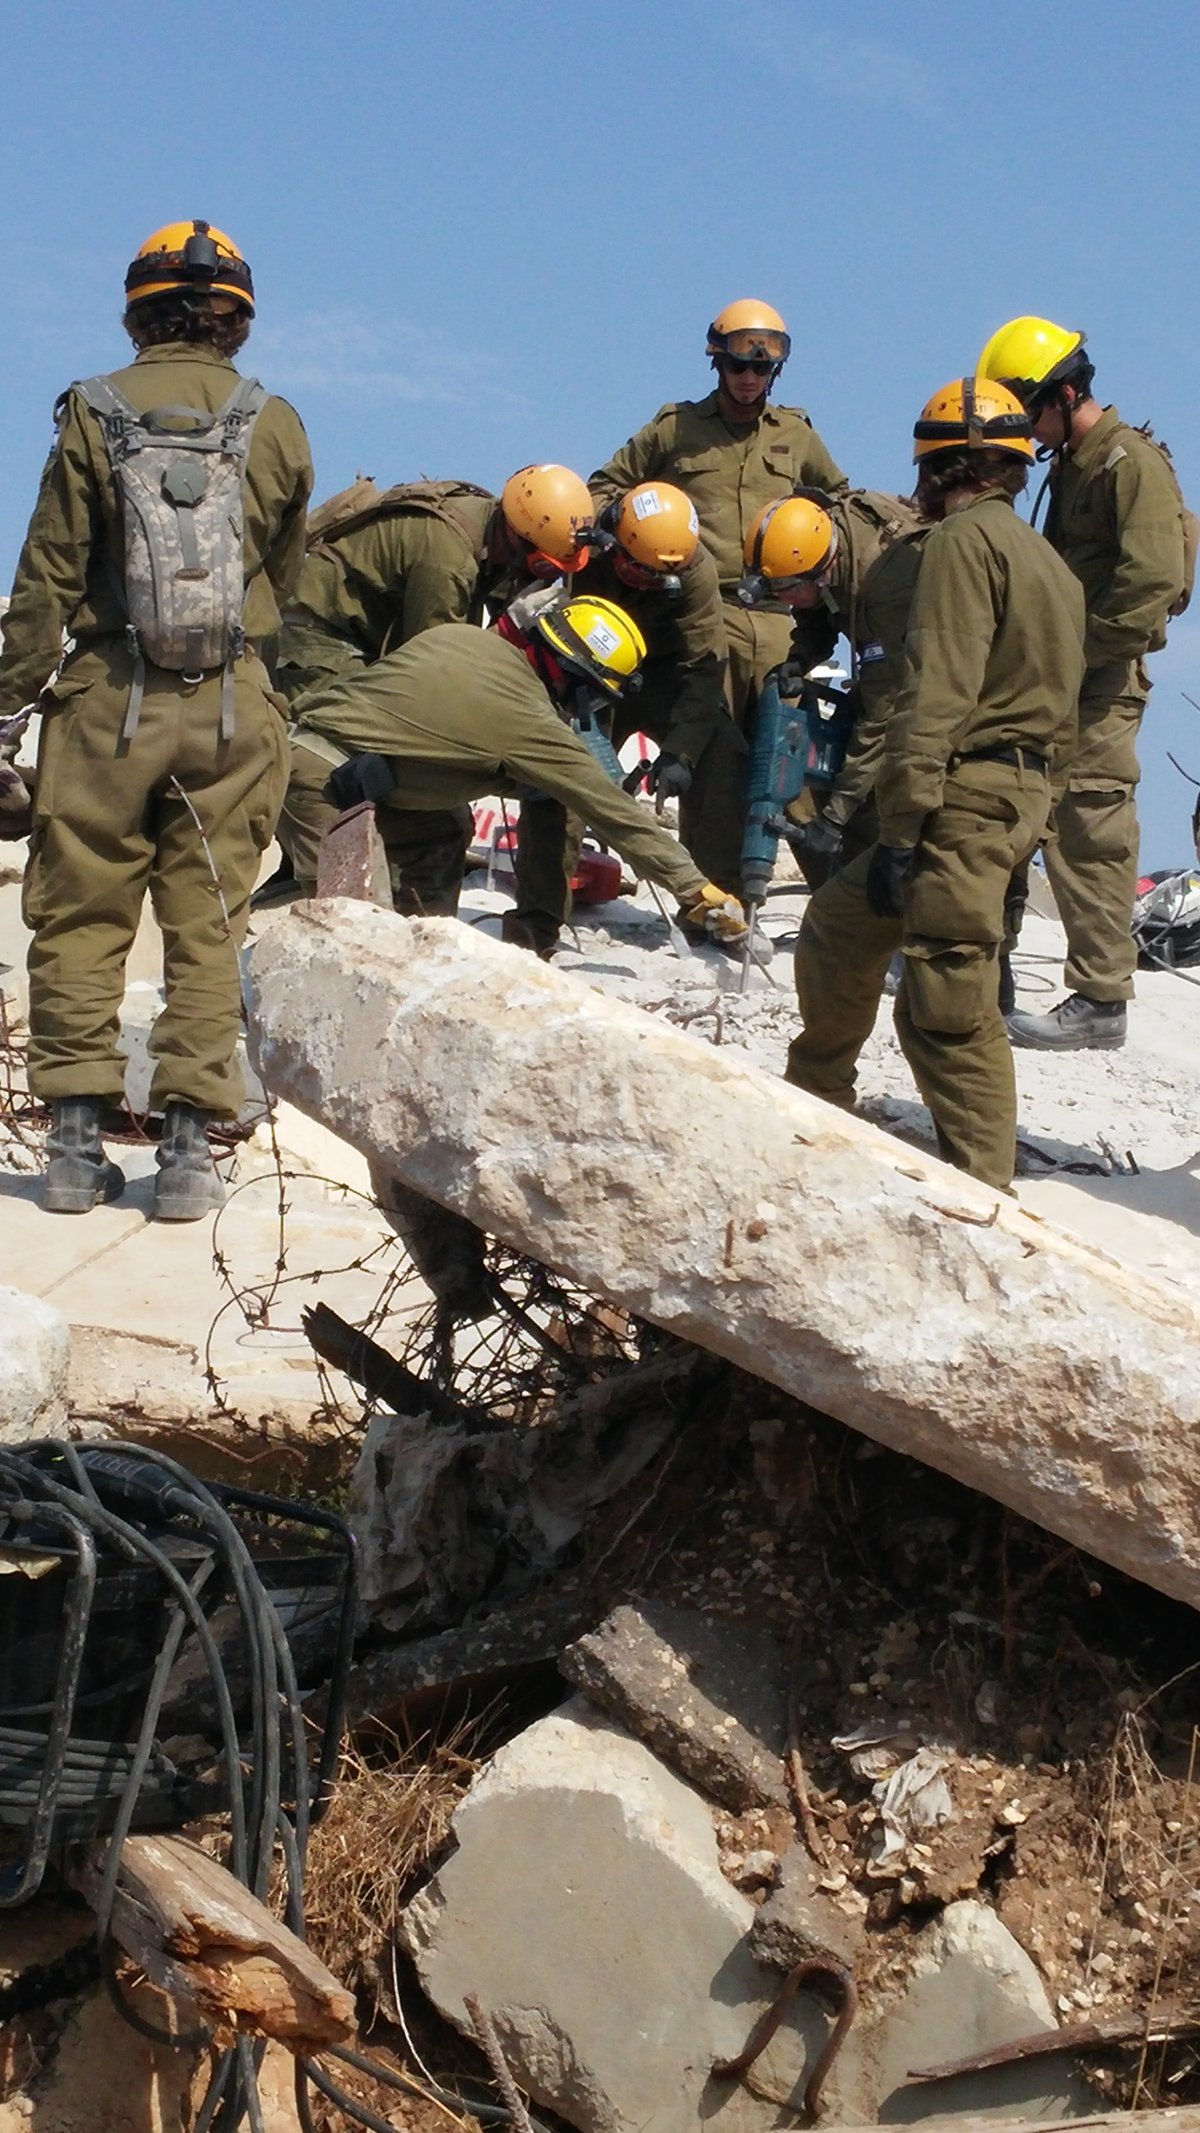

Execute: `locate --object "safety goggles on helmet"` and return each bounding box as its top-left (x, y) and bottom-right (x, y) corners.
top-left (719, 327), bottom-right (790, 362)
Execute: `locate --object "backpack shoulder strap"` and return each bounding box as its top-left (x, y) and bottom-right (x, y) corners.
top-left (308, 478), bottom-right (492, 557)
top-left (72, 374), bottom-right (141, 433)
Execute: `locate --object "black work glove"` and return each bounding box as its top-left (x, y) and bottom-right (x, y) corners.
top-left (775, 659), bottom-right (809, 700)
top-left (865, 843), bottom-right (916, 919)
top-left (781, 812), bottom-right (844, 889)
top-left (782, 814), bottom-right (843, 866)
top-left (327, 751), bottom-right (395, 811)
top-left (648, 752), bottom-right (692, 805)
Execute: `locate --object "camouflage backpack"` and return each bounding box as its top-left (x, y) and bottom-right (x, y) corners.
top-left (74, 373), bottom-right (268, 738)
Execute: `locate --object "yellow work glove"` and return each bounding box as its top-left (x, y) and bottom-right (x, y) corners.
top-left (680, 882), bottom-right (749, 944)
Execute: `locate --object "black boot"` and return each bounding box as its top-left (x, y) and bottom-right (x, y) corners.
top-left (154, 1102), bottom-right (226, 1222)
top-left (43, 1098), bottom-right (126, 1215)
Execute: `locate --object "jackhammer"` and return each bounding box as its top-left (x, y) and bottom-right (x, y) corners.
top-left (739, 670), bottom-right (855, 993)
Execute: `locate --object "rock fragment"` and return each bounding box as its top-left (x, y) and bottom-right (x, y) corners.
top-left (561, 1601), bottom-right (788, 1810)
top-left (0, 1284), bottom-right (69, 1441)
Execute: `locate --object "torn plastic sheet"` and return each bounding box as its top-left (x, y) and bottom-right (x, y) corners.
top-left (832, 1721), bottom-right (955, 1870)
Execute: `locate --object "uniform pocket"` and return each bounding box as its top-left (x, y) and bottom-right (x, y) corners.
top-left (903, 939), bottom-right (995, 1034)
top-left (250, 715), bottom-right (290, 851)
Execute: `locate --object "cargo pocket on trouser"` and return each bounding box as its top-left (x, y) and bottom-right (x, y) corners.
top-left (19, 680), bottom-right (89, 931)
top-left (902, 938), bottom-right (996, 1034)
top-left (249, 711), bottom-right (291, 855)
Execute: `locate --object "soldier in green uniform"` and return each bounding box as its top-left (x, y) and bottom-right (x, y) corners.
top-left (276, 461), bottom-right (596, 695)
top-left (736, 489), bottom-right (926, 885)
top-left (590, 300), bottom-right (848, 726)
top-left (784, 379), bottom-right (1085, 1191)
top-left (0, 220), bottom-right (312, 1218)
top-left (977, 317), bottom-right (1188, 1049)
top-left (506, 481), bottom-right (744, 952)
top-left (264, 464), bottom-right (597, 917)
top-left (278, 598), bottom-right (749, 948)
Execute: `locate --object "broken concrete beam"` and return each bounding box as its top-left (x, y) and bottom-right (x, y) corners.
top-left (561, 1602), bottom-right (789, 1811)
top-left (245, 903), bottom-right (1200, 1612)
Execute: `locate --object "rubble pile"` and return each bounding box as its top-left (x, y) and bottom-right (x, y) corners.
top-left (1, 896), bottom-right (1198, 2132)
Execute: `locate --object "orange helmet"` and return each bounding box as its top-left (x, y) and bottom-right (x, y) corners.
top-left (912, 378), bottom-right (1033, 464)
top-left (125, 221), bottom-right (254, 314)
top-left (501, 464), bottom-right (594, 574)
top-left (743, 492), bottom-right (836, 587)
top-left (611, 483), bottom-right (700, 574)
top-left (706, 299), bottom-right (790, 366)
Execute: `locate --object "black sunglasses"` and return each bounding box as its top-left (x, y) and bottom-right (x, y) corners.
top-left (723, 355), bottom-right (776, 377)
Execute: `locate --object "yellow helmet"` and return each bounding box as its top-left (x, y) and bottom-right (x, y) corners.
top-left (912, 378), bottom-right (1033, 464)
top-left (536, 595), bottom-right (647, 697)
top-left (612, 483), bottom-right (700, 573)
top-left (706, 299), bottom-right (790, 365)
top-left (976, 316), bottom-right (1088, 403)
top-left (125, 221), bottom-right (254, 314)
top-left (744, 493), bottom-right (837, 584)
top-left (501, 465), bottom-right (594, 574)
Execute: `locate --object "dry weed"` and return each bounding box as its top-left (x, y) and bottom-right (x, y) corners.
top-left (304, 1725), bottom-right (477, 2006)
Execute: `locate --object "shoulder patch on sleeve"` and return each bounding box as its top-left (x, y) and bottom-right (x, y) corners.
top-left (1103, 443), bottom-right (1129, 472)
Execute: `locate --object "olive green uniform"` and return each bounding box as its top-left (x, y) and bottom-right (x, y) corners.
top-left (276, 489), bottom-right (505, 915)
top-left (785, 490), bottom-right (1085, 1189)
top-left (512, 541), bottom-right (744, 942)
top-left (276, 489), bottom-right (498, 694)
top-left (781, 495), bottom-right (925, 879)
top-left (590, 391), bottom-right (847, 723)
top-left (281, 624), bottom-right (710, 912)
top-left (0, 344), bottom-right (312, 1118)
top-left (1041, 406), bottom-right (1186, 1000)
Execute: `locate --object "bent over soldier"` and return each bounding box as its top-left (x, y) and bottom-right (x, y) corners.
top-left (0, 220), bottom-right (312, 1218)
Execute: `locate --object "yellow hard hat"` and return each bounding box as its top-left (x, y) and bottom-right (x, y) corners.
top-left (612, 483), bottom-right (700, 573)
top-left (125, 221), bottom-right (254, 314)
top-left (501, 465), bottom-right (594, 574)
top-left (707, 299), bottom-right (790, 365)
top-left (744, 493), bottom-right (836, 583)
top-left (976, 316), bottom-right (1087, 403)
top-left (912, 378), bottom-right (1033, 464)
top-left (536, 595), bottom-right (647, 697)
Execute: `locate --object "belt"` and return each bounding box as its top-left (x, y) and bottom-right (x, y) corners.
top-left (955, 744), bottom-right (1049, 775)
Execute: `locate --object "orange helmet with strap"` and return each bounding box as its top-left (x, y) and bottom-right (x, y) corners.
top-left (125, 221), bottom-right (255, 314)
top-left (912, 378), bottom-right (1034, 464)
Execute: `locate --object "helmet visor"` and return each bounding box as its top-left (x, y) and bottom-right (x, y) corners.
top-left (721, 326), bottom-right (790, 362)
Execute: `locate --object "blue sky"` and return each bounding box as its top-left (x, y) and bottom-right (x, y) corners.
top-left (3, 0), bottom-right (1199, 864)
